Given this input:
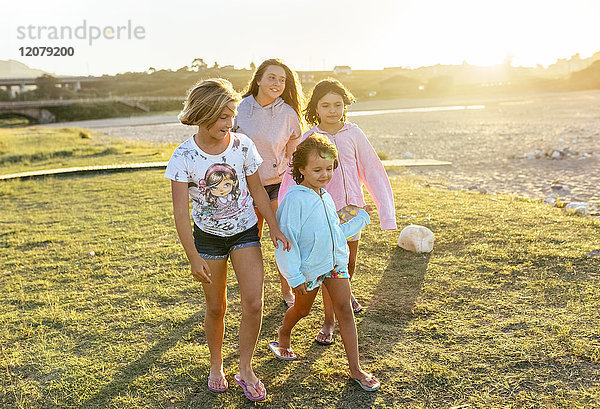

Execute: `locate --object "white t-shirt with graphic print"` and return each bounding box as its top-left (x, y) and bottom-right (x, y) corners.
top-left (164, 132), bottom-right (262, 237)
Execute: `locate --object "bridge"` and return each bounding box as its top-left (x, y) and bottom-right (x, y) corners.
top-left (0, 96), bottom-right (181, 124)
top-left (0, 76), bottom-right (101, 99)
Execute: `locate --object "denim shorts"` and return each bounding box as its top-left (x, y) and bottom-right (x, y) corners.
top-left (193, 224), bottom-right (261, 260)
top-left (264, 183), bottom-right (281, 201)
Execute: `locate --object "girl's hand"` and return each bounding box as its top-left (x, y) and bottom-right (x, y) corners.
top-left (292, 282), bottom-right (307, 296)
top-left (189, 255), bottom-right (212, 284)
top-left (364, 205), bottom-right (374, 215)
top-left (270, 227), bottom-right (291, 251)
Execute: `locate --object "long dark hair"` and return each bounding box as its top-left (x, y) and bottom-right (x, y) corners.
top-left (304, 78), bottom-right (356, 126)
top-left (243, 59), bottom-right (304, 124)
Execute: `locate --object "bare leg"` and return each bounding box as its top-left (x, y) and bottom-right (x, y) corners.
top-left (318, 239), bottom-right (361, 343)
top-left (230, 245), bottom-right (266, 398)
top-left (347, 240), bottom-right (361, 311)
top-left (201, 258), bottom-right (229, 391)
top-left (256, 200), bottom-right (294, 306)
top-left (323, 278), bottom-right (378, 389)
top-left (275, 287), bottom-right (320, 356)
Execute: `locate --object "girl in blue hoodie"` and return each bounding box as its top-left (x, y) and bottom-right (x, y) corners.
top-left (234, 58), bottom-right (304, 308)
top-left (268, 134), bottom-right (380, 391)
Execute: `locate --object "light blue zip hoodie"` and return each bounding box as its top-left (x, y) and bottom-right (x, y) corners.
top-left (274, 184), bottom-right (371, 288)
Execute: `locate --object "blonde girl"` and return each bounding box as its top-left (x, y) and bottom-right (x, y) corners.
top-left (165, 78), bottom-right (290, 402)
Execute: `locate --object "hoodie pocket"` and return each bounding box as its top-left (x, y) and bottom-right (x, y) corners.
top-left (302, 227), bottom-right (332, 268)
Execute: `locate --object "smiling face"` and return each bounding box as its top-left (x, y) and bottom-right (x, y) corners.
top-left (210, 175), bottom-right (234, 197)
top-left (256, 65), bottom-right (286, 105)
top-left (316, 92), bottom-right (345, 127)
top-left (203, 101), bottom-right (237, 143)
top-left (299, 152), bottom-right (335, 193)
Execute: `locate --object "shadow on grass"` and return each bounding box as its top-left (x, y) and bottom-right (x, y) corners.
top-left (354, 246), bottom-right (429, 403)
top-left (367, 247), bottom-right (430, 326)
top-left (82, 312), bottom-right (204, 408)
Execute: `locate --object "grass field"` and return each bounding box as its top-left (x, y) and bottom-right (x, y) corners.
top-left (0, 127), bottom-right (176, 176)
top-left (1, 128), bottom-right (599, 408)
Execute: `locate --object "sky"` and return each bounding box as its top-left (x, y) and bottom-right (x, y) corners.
top-left (1, 0), bottom-right (599, 77)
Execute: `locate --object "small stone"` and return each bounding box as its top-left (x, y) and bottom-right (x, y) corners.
top-left (89, 251), bottom-right (96, 256)
top-left (586, 249), bottom-right (600, 257)
top-left (405, 151), bottom-right (413, 159)
top-left (543, 195), bottom-right (556, 206)
top-left (565, 202), bottom-right (589, 215)
top-left (551, 184), bottom-right (571, 197)
top-left (551, 150), bottom-right (562, 159)
top-left (525, 152), bottom-right (536, 160)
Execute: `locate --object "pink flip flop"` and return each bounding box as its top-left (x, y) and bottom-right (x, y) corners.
top-left (234, 373), bottom-right (266, 402)
top-left (207, 375), bottom-right (228, 393)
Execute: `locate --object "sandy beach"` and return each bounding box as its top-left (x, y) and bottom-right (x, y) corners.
top-left (52, 90), bottom-right (600, 205)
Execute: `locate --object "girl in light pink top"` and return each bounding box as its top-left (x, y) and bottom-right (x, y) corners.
top-left (279, 79), bottom-right (396, 346)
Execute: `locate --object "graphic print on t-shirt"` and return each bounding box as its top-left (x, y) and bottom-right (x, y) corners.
top-left (190, 163), bottom-right (250, 232)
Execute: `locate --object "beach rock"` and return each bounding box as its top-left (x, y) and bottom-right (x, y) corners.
top-left (565, 202), bottom-right (589, 215)
top-left (550, 184), bottom-right (571, 197)
top-left (398, 225), bottom-right (434, 253)
top-left (405, 151), bottom-right (413, 159)
top-left (586, 249), bottom-right (600, 257)
top-left (543, 194), bottom-right (557, 206)
top-left (551, 150), bottom-right (563, 159)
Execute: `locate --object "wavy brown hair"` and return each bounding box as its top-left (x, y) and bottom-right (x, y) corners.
top-left (290, 133), bottom-right (338, 184)
top-left (304, 78), bottom-right (356, 126)
top-left (243, 59), bottom-right (304, 124)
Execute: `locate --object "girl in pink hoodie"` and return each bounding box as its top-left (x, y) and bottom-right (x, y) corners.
top-left (235, 59), bottom-right (304, 308)
top-left (279, 79), bottom-right (396, 346)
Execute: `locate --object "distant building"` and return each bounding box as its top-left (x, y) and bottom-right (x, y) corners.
top-left (300, 72), bottom-right (315, 84)
top-left (333, 66), bottom-right (352, 75)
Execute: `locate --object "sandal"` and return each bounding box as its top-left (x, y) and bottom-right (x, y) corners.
top-left (352, 300), bottom-right (363, 314)
top-left (207, 375), bottom-right (228, 393)
top-left (234, 373), bottom-right (266, 402)
top-left (314, 330), bottom-right (335, 346)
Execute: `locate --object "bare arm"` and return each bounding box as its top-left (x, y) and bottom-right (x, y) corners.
top-left (246, 172), bottom-right (291, 251)
top-left (171, 180), bottom-right (212, 283)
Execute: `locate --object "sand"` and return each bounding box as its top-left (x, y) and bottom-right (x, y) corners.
top-left (56, 90), bottom-right (600, 204)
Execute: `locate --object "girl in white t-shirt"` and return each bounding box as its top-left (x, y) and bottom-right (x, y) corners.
top-left (165, 78), bottom-right (290, 402)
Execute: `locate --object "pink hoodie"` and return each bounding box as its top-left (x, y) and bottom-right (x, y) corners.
top-left (279, 123), bottom-right (397, 230)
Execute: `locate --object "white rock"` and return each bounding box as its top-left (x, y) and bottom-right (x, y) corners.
top-left (551, 150), bottom-right (562, 159)
top-left (543, 195), bottom-right (557, 206)
top-left (558, 138), bottom-right (565, 143)
top-left (525, 152), bottom-right (536, 160)
top-left (534, 149), bottom-right (543, 159)
top-left (398, 225), bottom-right (434, 253)
top-left (565, 202), bottom-right (589, 215)
top-left (405, 151), bottom-right (413, 159)
top-left (89, 251), bottom-right (96, 256)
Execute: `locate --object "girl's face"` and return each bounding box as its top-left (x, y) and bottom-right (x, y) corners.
top-left (257, 65), bottom-right (286, 103)
top-left (299, 152), bottom-right (335, 193)
top-left (210, 176), bottom-right (234, 197)
top-left (205, 101), bottom-right (237, 142)
top-left (316, 92), bottom-right (344, 126)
